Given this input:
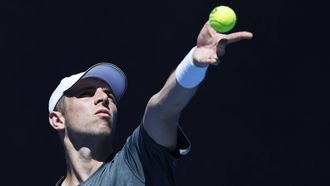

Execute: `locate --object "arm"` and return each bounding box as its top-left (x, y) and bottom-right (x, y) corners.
top-left (142, 21), bottom-right (253, 151)
top-left (142, 70), bottom-right (198, 151)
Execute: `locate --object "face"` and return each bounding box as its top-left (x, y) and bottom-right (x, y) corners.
top-left (62, 77), bottom-right (118, 138)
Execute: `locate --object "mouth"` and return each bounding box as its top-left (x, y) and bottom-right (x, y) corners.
top-left (95, 109), bottom-right (111, 117)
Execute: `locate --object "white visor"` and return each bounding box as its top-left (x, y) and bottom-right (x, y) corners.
top-left (48, 63), bottom-right (127, 112)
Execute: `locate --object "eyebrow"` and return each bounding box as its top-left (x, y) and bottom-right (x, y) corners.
top-left (83, 86), bottom-right (114, 94)
top-left (69, 86), bottom-right (94, 93)
top-left (81, 86), bottom-right (112, 92)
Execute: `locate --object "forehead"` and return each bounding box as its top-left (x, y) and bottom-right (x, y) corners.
top-left (66, 77), bottom-right (112, 93)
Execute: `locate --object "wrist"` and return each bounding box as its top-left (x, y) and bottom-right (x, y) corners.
top-left (175, 47), bottom-right (209, 88)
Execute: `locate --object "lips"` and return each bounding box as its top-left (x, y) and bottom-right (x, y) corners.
top-left (95, 109), bottom-right (111, 116)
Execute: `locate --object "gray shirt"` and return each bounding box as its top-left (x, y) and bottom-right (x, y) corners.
top-left (55, 124), bottom-right (190, 186)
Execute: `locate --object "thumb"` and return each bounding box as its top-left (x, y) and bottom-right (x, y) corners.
top-left (226, 31), bottom-right (253, 44)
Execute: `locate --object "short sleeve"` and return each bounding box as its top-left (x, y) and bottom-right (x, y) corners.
top-left (121, 123), bottom-right (191, 186)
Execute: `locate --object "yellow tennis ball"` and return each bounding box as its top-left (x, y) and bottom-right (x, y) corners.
top-left (209, 5), bottom-right (237, 33)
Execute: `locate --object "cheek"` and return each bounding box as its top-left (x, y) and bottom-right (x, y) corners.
top-left (65, 102), bottom-right (90, 120)
top-left (67, 98), bottom-right (90, 111)
top-left (110, 104), bottom-right (118, 115)
top-left (64, 106), bottom-right (91, 133)
top-left (109, 104), bottom-right (118, 121)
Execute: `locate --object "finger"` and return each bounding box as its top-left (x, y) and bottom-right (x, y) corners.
top-left (212, 60), bottom-right (221, 66)
top-left (226, 31), bottom-right (253, 44)
top-left (207, 57), bottom-right (220, 66)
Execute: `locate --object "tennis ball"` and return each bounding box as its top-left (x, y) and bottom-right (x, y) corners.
top-left (209, 5), bottom-right (237, 33)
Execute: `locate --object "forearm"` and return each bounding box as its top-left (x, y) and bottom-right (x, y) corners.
top-left (142, 69), bottom-right (199, 151)
top-left (147, 47), bottom-right (208, 119)
top-left (142, 21), bottom-right (252, 150)
top-left (148, 72), bottom-right (198, 120)
top-left (142, 48), bottom-right (209, 150)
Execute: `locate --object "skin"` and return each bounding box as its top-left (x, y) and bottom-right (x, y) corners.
top-left (143, 22), bottom-right (253, 151)
top-left (49, 21), bottom-right (253, 186)
top-left (49, 78), bottom-right (118, 184)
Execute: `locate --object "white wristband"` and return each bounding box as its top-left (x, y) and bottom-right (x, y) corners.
top-left (175, 47), bottom-right (209, 88)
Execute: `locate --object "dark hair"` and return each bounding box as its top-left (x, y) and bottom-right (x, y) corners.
top-left (54, 96), bottom-right (66, 114)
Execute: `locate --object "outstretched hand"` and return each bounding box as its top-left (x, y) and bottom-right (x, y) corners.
top-left (193, 21), bottom-right (253, 66)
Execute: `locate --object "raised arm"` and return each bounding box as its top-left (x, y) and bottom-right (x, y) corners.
top-left (142, 21), bottom-right (253, 151)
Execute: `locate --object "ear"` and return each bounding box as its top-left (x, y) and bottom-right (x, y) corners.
top-left (49, 111), bottom-right (65, 130)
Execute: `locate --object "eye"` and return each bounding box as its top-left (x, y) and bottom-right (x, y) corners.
top-left (104, 89), bottom-right (116, 103)
top-left (78, 89), bottom-right (95, 98)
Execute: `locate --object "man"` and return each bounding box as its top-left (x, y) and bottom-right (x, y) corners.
top-left (48, 21), bottom-right (253, 186)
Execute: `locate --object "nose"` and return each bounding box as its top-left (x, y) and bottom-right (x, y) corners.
top-left (94, 88), bottom-right (109, 106)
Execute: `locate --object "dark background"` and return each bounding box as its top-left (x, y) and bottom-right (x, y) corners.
top-left (2, 0), bottom-right (330, 185)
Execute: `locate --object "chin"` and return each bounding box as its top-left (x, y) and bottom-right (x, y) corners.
top-left (89, 119), bottom-right (116, 137)
top-left (97, 126), bottom-right (115, 137)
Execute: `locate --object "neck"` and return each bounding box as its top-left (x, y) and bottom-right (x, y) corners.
top-left (61, 135), bottom-right (113, 186)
